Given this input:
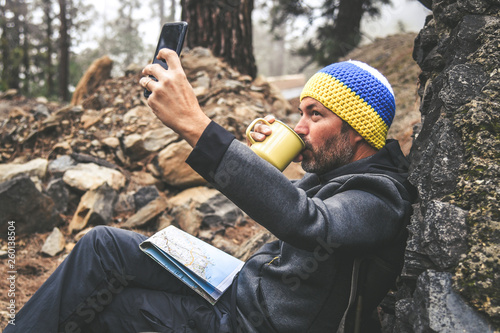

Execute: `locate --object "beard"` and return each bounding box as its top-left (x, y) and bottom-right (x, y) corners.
top-left (300, 130), bottom-right (355, 175)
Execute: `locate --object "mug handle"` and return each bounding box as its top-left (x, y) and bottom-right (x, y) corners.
top-left (245, 118), bottom-right (271, 145)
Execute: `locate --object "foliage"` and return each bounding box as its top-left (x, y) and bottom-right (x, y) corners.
top-left (268, 0), bottom-right (392, 68)
top-left (0, 0), bottom-right (149, 100)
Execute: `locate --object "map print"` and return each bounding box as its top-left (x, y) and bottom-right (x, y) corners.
top-left (142, 225), bottom-right (244, 303)
top-left (148, 226), bottom-right (214, 280)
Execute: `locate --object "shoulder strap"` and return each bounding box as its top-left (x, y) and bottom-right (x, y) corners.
top-left (336, 255), bottom-right (400, 333)
top-left (336, 257), bottom-right (363, 333)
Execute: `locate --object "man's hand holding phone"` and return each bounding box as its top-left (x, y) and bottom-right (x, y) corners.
top-left (144, 22), bottom-right (188, 98)
top-left (141, 35), bottom-right (211, 148)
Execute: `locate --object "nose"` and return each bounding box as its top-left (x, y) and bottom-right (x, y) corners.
top-left (294, 116), bottom-right (308, 136)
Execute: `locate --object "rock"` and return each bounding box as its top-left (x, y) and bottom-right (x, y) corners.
top-left (406, 270), bottom-right (494, 332)
top-left (123, 196), bottom-right (169, 228)
top-left (421, 201), bottom-right (468, 270)
top-left (41, 227), bottom-right (66, 257)
top-left (234, 229), bottom-right (278, 261)
top-left (157, 140), bottom-right (206, 188)
top-left (74, 227), bottom-right (93, 242)
top-left (169, 186), bottom-right (219, 207)
top-left (63, 162), bottom-right (126, 191)
top-left (398, 3), bottom-right (500, 329)
top-left (142, 127), bottom-right (178, 152)
top-left (101, 137), bottom-right (120, 148)
top-left (123, 133), bottom-right (148, 159)
top-left (48, 155), bottom-right (76, 177)
top-left (133, 185), bottom-right (160, 210)
top-left (123, 106), bottom-right (157, 125)
top-left (69, 183), bottom-right (117, 233)
top-left (0, 158), bottom-right (48, 183)
top-left (198, 193), bottom-right (244, 228)
top-left (0, 176), bottom-right (62, 235)
top-left (171, 202), bottom-right (203, 237)
top-left (130, 171), bottom-right (163, 189)
top-left (46, 178), bottom-right (70, 214)
top-left (114, 192), bottom-right (136, 214)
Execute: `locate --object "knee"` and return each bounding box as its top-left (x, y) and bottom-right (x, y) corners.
top-left (77, 226), bottom-right (118, 250)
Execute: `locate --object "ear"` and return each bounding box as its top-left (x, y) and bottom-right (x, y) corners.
top-left (349, 129), bottom-right (364, 145)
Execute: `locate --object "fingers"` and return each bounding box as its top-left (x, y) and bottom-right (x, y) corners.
top-left (157, 48), bottom-right (182, 70)
top-left (249, 115), bottom-right (275, 143)
top-left (140, 76), bottom-right (157, 93)
top-left (263, 114), bottom-right (275, 123)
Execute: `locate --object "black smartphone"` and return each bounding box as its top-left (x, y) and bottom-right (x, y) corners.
top-left (144, 21), bottom-right (188, 98)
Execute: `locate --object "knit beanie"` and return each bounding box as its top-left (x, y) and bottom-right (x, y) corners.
top-left (300, 60), bottom-right (395, 150)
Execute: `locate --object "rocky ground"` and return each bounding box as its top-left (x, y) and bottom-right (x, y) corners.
top-left (0, 33), bottom-right (421, 328)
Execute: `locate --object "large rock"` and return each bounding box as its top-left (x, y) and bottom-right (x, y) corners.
top-left (156, 141), bottom-right (206, 188)
top-left (41, 227), bottom-right (66, 257)
top-left (198, 193), bottom-right (244, 228)
top-left (169, 186), bottom-right (219, 207)
top-left (0, 176), bottom-right (62, 235)
top-left (143, 127), bottom-right (178, 152)
top-left (133, 185), bottom-right (160, 210)
top-left (0, 158), bottom-right (48, 183)
top-left (47, 155), bottom-right (76, 177)
top-left (396, 1), bottom-right (500, 330)
top-left (46, 178), bottom-right (70, 214)
top-left (69, 183), bottom-right (117, 233)
top-left (400, 270), bottom-right (494, 332)
top-left (123, 196), bottom-right (169, 229)
top-left (63, 162), bottom-right (126, 191)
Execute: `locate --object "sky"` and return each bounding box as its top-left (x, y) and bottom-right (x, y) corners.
top-left (84, 0), bottom-right (430, 48)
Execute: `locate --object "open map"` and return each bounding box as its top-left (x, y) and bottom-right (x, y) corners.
top-left (140, 226), bottom-right (244, 304)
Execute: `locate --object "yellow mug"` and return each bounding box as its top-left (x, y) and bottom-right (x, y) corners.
top-left (246, 118), bottom-right (305, 171)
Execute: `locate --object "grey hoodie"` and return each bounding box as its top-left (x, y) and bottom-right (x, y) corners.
top-left (187, 122), bottom-right (416, 332)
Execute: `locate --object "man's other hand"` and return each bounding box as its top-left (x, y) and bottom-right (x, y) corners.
top-left (246, 115), bottom-right (276, 146)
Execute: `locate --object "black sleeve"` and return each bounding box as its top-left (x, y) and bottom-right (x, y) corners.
top-left (185, 121), bottom-right (236, 183)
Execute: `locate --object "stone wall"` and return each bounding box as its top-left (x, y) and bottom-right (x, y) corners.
top-left (394, 0), bottom-right (499, 331)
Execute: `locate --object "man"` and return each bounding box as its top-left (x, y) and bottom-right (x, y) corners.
top-left (5, 50), bottom-right (415, 332)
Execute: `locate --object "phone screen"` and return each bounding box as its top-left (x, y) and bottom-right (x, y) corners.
top-left (144, 21), bottom-right (188, 97)
top-left (152, 22), bottom-right (188, 71)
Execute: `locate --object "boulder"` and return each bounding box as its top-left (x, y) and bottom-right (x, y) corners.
top-left (142, 127), bottom-right (178, 152)
top-left (41, 227), bottom-right (66, 257)
top-left (133, 185), bottom-right (160, 210)
top-left (157, 141), bottom-right (206, 188)
top-left (63, 163), bottom-right (126, 191)
top-left (47, 155), bottom-right (76, 177)
top-left (69, 183), bottom-right (117, 233)
top-left (401, 270), bottom-right (494, 332)
top-left (46, 178), bottom-right (70, 214)
top-left (169, 186), bottom-right (219, 207)
top-left (0, 176), bottom-right (62, 235)
top-left (123, 196), bottom-right (169, 229)
top-left (114, 192), bottom-right (136, 214)
top-left (198, 193), bottom-right (244, 228)
top-left (0, 158), bottom-right (48, 183)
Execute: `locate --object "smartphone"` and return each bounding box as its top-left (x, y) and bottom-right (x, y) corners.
top-left (144, 21), bottom-right (188, 98)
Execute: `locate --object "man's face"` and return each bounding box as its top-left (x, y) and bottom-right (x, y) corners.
top-left (294, 97), bottom-right (356, 174)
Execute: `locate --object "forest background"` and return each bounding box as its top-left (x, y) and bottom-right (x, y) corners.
top-left (1, 0), bottom-right (429, 102)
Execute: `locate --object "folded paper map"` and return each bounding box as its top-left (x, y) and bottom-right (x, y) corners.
top-left (140, 225), bottom-right (244, 304)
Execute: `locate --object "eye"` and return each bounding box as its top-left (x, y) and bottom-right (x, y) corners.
top-left (312, 110), bottom-right (322, 118)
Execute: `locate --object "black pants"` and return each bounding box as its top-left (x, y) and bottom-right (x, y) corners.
top-left (4, 226), bottom-right (233, 333)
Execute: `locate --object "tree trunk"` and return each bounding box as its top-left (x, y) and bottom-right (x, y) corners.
top-left (44, 0), bottom-right (54, 97)
top-left (58, 0), bottom-right (70, 101)
top-left (331, 0), bottom-right (364, 60)
top-left (181, 0), bottom-right (257, 78)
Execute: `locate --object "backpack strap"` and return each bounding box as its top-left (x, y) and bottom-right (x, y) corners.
top-left (336, 257), bottom-right (363, 333)
top-left (337, 255), bottom-right (400, 333)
